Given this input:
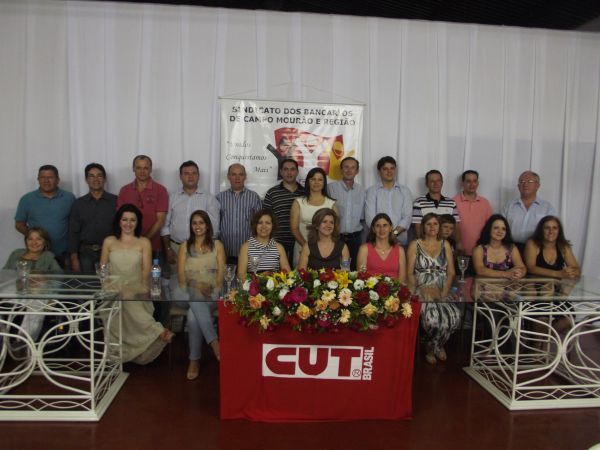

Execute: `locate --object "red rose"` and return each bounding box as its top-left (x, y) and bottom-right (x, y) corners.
top-left (291, 287), bottom-right (308, 303)
top-left (357, 271), bottom-right (371, 280)
top-left (282, 292), bottom-right (294, 306)
top-left (249, 280), bottom-right (260, 296)
top-left (299, 268), bottom-right (312, 282)
top-left (317, 313), bottom-right (331, 328)
top-left (262, 300), bottom-right (272, 311)
top-left (376, 282), bottom-right (390, 297)
top-left (399, 286), bottom-right (411, 301)
top-left (319, 269), bottom-right (336, 282)
top-left (356, 291), bottom-right (370, 306)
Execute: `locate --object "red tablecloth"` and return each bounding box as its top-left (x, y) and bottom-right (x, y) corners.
top-left (219, 302), bottom-right (421, 422)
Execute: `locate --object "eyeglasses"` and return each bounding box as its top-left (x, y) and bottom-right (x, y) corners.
top-left (518, 180), bottom-right (538, 185)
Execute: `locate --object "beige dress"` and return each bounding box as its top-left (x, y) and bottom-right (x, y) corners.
top-left (293, 197), bottom-right (336, 265)
top-left (108, 248), bottom-right (165, 364)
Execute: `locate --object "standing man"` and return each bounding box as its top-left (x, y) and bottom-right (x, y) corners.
top-left (161, 160), bottom-right (220, 279)
top-left (15, 165), bottom-right (75, 267)
top-left (412, 170), bottom-right (461, 244)
top-left (503, 170), bottom-right (557, 252)
top-left (117, 155), bottom-right (168, 256)
top-left (217, 163), bottom-right (262, 265)
top-left (453, 170), bottom-right (493, 257)
top-left (263, 158), bottom-right (305, 264)
top-left (327, 156), bottom-right (365, 270)
top-left (365, 156), bottom-right (413, 245)
top-left (69, 163), bottom-right (117, 273)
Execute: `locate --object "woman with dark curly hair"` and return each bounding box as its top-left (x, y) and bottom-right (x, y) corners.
top-left (472, 214), bottom-right (526, 279)
top-left (524, 215), bottom-right (580, 279)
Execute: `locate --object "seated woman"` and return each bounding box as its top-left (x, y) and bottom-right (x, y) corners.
top-left (472, 214), bottom-right (526, 280)
top-left (524, 215), bottom-right (580, 280)
top-left (177, 210), bottom-right (225, 381)
top-left (237, 209), bottom-right (291, 279)
top-left (356, 213), bottom-right (406, 282)
top-left (3, 227), bottom-right (63, 342)
top-left (290, 167), bottom-right (338, 265)
top-left (407, 213), bottom-right (460, 364)
top-left (297, 208), bottom-right (349, 271)
top-left (100, 204), bottom-right (174, 365)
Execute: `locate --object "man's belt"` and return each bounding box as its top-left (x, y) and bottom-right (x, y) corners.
top-left (170, 238), bottom-right (183, 245)
top-left (80, 244), bottom-right (102, 252)
top-left (340, 231), bottom-right (362, 238)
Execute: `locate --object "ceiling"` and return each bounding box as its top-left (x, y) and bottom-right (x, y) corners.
top-left (87, 0), bottom-right (600, 31)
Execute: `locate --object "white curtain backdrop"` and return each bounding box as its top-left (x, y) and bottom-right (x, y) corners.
top-left (1, 1), bottom-right (599, 276)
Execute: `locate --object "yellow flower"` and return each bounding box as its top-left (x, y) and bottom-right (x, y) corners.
top-left (249, 293), bottom-right (265, 309)
top-left (401, 302), bottom-right (413, 318)
top-left (227, 288), bottom-right (238, 302)
top-left (384, 296), bottom-right (400, 313)
top-left (334, 270), bottom-right (350, 288)
top-left (259, 315), bottom-right (271, 330)
top-left (296, 303), bottom-right (311, 320)
top-left (361, 303), bottom-right (378, 317)
top-left (339, 309), bottom-right (351, 324)
top-left (321, 290), bottom-right (336, 302)
top-left (315, 299), bottom-right (329, 311)
top-left (366, 277), bottom-right (379, 289)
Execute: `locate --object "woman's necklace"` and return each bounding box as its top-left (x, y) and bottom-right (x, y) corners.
top-left (375, 243), bottom-right (391, 256)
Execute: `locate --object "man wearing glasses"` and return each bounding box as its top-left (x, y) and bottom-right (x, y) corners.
top-left (503, 170), bottom-right (557, 253)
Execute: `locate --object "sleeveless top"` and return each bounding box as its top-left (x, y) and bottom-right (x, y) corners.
top-left (482, 245), bottom-right (514, 271)
top-left (247, 237), bottom-right (280, 272)
top-left (365, 243), bottom-right (401, 278)
top-left (414, 239), bottom-right (448, 289)
top-left (536, 247), bottom-right (565, 271)
top-left (307, 240), bottom-right (344, 270)
top-left (185, 245), bottom-right (218, 291)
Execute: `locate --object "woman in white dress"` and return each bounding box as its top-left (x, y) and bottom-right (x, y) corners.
top-left (100, 204), bottom-right (174, 365)
top-left (290, 167), bottom-right (338, 265)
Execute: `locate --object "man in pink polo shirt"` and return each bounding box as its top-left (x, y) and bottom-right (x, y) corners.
top-left (117, 155), bottom-right (168, 255)
top-left (453, 170), bottom-right (493, 256)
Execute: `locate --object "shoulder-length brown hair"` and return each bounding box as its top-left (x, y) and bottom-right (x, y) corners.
top-left (366, 213), bottom-right (397, 246)
top-left (307, 208), bottom-right (340, 244)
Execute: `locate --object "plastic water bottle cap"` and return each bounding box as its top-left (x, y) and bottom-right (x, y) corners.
top-left (153, 259), bottom-right (159, 265)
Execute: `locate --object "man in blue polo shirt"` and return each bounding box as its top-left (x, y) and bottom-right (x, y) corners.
top-left (15, 165), bottom-right (75, 267)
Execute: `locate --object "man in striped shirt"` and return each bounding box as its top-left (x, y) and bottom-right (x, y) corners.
top-left (217, 163), bottom-right (262, 265)
top-left (412, 170), bottom-right (461, 247)
top-left (262, 158), bottom-right (305, 264)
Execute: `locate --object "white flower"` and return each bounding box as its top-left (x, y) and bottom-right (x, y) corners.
top-left (266, 278), bottom-right (275, 291)
top-left (313, 279), bottom-right (321, 288)
top-left (243, 279), bottom-right (251, 291)
top-left (353, 279), bottom-right (365, 290)
top-left (272, 306), bottom-right (282, 316)
top-left (327, 280), bottom-right (339, 289)
top-left (369, 290), bottom-right (379, 301)
top-left (384, 276), bottom-right (392, 283)
top-left (278, 288), bottom-right (289, 300)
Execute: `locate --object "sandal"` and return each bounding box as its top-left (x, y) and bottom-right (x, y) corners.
top-left (186, 360), bottom-right (199, 381)
top-left (160, 329), bottom-right (175, 344)
top-left (425, 352), bottom-right (437, 365)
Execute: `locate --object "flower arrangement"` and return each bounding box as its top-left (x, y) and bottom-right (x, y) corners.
top-left (227, 268), bottom-right (416, 333)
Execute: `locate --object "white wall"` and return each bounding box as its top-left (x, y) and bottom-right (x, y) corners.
top-left (1, 1), bottom-right (599, 275)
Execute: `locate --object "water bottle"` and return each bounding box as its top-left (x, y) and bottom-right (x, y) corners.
top-left (151, 259), bottom-right (162, 297)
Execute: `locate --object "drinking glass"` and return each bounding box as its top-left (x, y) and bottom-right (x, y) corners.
top-left (340, 259), bottom-right (351, 272)
top-left (16, 260), bottom-right (31, 280)
top-left (250, 256), bottom-right (260, 274)
top-left (95, 262), bottom-right (111, 289)
top-left (224, 264), bottom-right (236, 294)
top-left (457, 255), bottom-right (470, 282)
